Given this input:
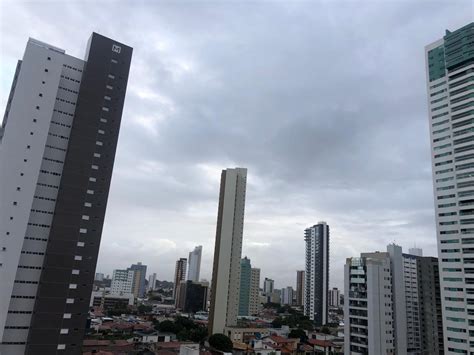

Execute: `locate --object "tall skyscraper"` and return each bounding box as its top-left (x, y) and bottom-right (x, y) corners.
top-left (239, 257), bottom-right (252, 316)
top-left (328, 287), bottom-right (340, 308)
top-left (173, 258), bottom-right (187, 300)
top-left (344, 244), bottom-right (444, 354)
top-left (0, 33), bottom-right (132, 354)
top-left (281, 286), bottom-right (294, 305)
top-left (263, 277), bottom-right (274, 295)
top-left (249, 268), bottom-right (261, 316)
top-left (148, 272), bottom-right (157, 292)
top-left (425, 22), bottom-right (474, 353)
top-left (129, 262), bottom-right (147, 298)
top-left (209, 167), bottom-right (247, 335)
top-left (188, 245), bottom-right (202, 282)
top-left (304, 222), bottom-right (329, 326)
top-left (296, 270), bottom-right (305, 306)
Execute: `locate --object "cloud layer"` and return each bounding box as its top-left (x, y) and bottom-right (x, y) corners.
top-left (1, 0), bottom-right (473, 290)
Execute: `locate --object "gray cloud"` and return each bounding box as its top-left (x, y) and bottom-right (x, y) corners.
top-left (1, 0), bottom-right (472, 289)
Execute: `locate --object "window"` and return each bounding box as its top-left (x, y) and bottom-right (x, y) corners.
top-left (39, 93), bottom-right (43, 97)
top-left (72, 269), bottom-right (80, 275)
top-left (74, 256), bottom-right (82, 261)
top-left (98, 129), bottom-right (105, 134)
top-left (77, 242), bottom-right (85, 247)
top-left (60, 329), bottom-right (69, 334)
top-left (57, 344), bottom-right (66, 350)
top-left (94, 153), bottom-right (101, 158)
top-left (102, 107), bottom-right (109, 112)
top-left (63, 313), bottom-right (71, 319)
top-left (69, 284), bottom-right (77, 289)
top-left (84, 202), bottom-right (92, 207)
top-left (111, 59), bottom-right (118, 64)
top-left (100, 118), bottom-right (107, 123)
top-left (82, 215), bottom-right (89, 220)
top-left (96, 141), bottom-right (103, 146)
top-left (86, 189), bottom-right (94, 194)
top-left (44, 69), bottom-right (48, 72)
top-left (79, 228), bottom-right (87, 233)
top-left (91, 165), bottom-right (98, 170)
top-left (106, 85), bottom-right (113, 90)
top-left (66, 298), bottom-right (74, 304)
top-left (104, 96), bottom-right (111, 101)
top-left (108, 74), bottom-right (115, 79)
top-left (89, 177), bottom-right (96, 182)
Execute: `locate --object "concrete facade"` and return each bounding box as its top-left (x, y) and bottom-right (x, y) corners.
top-left (296, 270), bottom-right (305, 306)
top-left (249, 268), bottom-right (261, 316)
top-left (188, 245), bottom-right (202, 282)
top-left (209, 168), bottom-right (247, 334)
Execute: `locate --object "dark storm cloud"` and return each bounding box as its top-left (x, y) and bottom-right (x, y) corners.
top-left (1, 0), bottom-right (472, 288)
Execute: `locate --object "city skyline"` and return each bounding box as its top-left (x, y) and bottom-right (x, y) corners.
top-left (1, 2), bottom-right (473, 291)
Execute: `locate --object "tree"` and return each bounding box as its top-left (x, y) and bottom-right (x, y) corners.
top-left (137, 304), bottom-right (152, 314)
top-left (209, 333), bottom-right (233, 352)
top-left (271, 317), bottom-right (283, 328)
top-left (320, 326), bottom-right (331, 334)
top-left (158, 320), bottom-right (176, 333)
top-left (189, 326), bottom-right (208, 343)
top-left (288, 328), bottom-right (307, 341)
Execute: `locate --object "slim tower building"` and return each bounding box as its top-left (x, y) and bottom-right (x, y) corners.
top-left (296, 270), bottom-right (305, 306)
top-left (129, 262), bottom-right (147, 298)
top-left (239, 257), bottom-right (252, 316)
top-left (304, 222), bottom-right (329, 326)
top-left (425, 22), bottom-right (474, 353)
top-left (209, 168), bottom-right (247, 335)
top-left (0, 34), bottom-right (132, 354)
top-left (173, 258), bottom-right (187, 300)
top-left (188, 245), bottom-right (202, 282)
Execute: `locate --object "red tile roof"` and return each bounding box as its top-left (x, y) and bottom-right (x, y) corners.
top-left (307, 338), bottom-right (333, 347)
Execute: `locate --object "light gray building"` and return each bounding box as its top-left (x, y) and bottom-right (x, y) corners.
top-left (264, 277), bottom-right (274, 295)
top-left (344, 244), bottom-right (443, 355)
top-left (0, 33), bottom-right (132, 354)
top-left (425, 22), bottom-right (474, 353)
top-left (304, 222), bottom-right (329, 326)
top-left (111, 269), bottom-right (135, 295)
top-left (188, 245), bottom-right (202, 282)
top-left (209, 168), bottom-right (247, 335)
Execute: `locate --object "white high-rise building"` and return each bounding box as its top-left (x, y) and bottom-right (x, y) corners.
top-left (425, 22), bottom-right (474, 353)
top-left (304, 222), bottom-right (329, 326)
top-left (344, 244), bottom-right (444, 354)
top-left (0, 33), bottom-right (132, 354)
top-left (281, 286), bottom-right (294, 305)
top-left (111, 269), bottom-right (135, 295)
top-left (263, 277), bottom-right (274, 295)
top-left (188, 245), bottom-right (202, 282)
top-left (209, 168), bottom-right (247, 335)
top-left (328, 287), bottom-right (340, 308)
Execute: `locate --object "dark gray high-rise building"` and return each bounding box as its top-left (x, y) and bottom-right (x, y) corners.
top-left (304, 222), bottom-right (329, 326)
top-left (0, 33), bottom-right (132, 354)
top-left (296, 270), bottom-right (304, 306)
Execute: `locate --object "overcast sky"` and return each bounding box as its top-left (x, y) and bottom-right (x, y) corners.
top-left (1, 1), bottom-right (473, 290)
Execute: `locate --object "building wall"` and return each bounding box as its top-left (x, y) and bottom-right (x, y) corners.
top-left (239, 257), bottom-right (251, 316)
top-left (249, 268), bottom-right (261, 316)
top-left (111, 269), bottom-right (134, 295)
top-left (296, 271), bottom-right (305, 306)
top-left (129, 263), bottom-right (147, 298)
top-left (304, 222), bottom-right (329, 326)
top-left (209, 168), bottom-right (247, 334)
top-left (188, 246), bottom-right (202, 282)
top-left (426, 23), bottom-right (474, 353)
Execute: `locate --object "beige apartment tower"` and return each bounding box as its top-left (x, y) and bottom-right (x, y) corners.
top-left (209, 168), bottom-right (247, 335)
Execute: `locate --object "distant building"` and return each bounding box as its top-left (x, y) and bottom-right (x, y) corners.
top-left (90, 291), bottom-right (134, 310)
top-left (344, 244), bottom-right (443, 354)
top-left (304, 222), bottom-right (329, 326)
top-left (188, 246), bottom-right (202, 282)
top-left (209, 168), bottom-right (247, 334)
top-left (296, 270), bottom-right (305, 306)
top-left (95, 273), bottom-right (105, 281)
top-left (239, 257), bottom-right (252, 316)
top-left (264, 278), bottom-right (275, 295)
top-left (111, 269), bottom-right (135, 295)
top-left (174, 258), bottom-right (187, 302)
top-left (408, 247), bottom-right (423, 257)
top-left (129, 262), bottom-right (147, 298)
top-left (250, 268), bottom-right (261, 316)
top-left (328, 287), bottom-right (340, 308)
top-left (281, 287), bottom-right (294, 305)
top-left (177, 280), bottom-right (209, 313)
top-left (148, 272), bottom-right (157, 292)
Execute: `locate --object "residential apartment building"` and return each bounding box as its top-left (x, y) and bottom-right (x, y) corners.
top-left (188, 245), bottom-right (202, 282)
top-left (281, 287), bottom-right (294, 305)
top-left (173, 258), bottom-right (187, 301)
top-left (304, 222), bottom-right (329, 326)
top-left (296, 270), bottom-right (305, 306)
top-left (264, 277), bottom-right (274, 295)
top-left (239, 257), bottom-right (252, 316)
top-left (110, 269), bottom-right (135, 295)
top-left (129, 262), bottom-right (147, 298)
top-left (425, 22), bottom-right (474, 353)
top-left (250, 268), bottom-right (261, 316)
top-left (209, 168), bottom-right (247, 334)
top-left (328, 287), bottom-right (340, 308)
top-left (0, 33), bottom-right (132, 354)
top-left (148, 272), bottom-right (157, 292)
top-left (344, 245), bottom-right (444, 354)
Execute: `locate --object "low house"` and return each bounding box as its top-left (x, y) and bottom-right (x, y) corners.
top-left (130, 330), bottom-right (176, 344)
